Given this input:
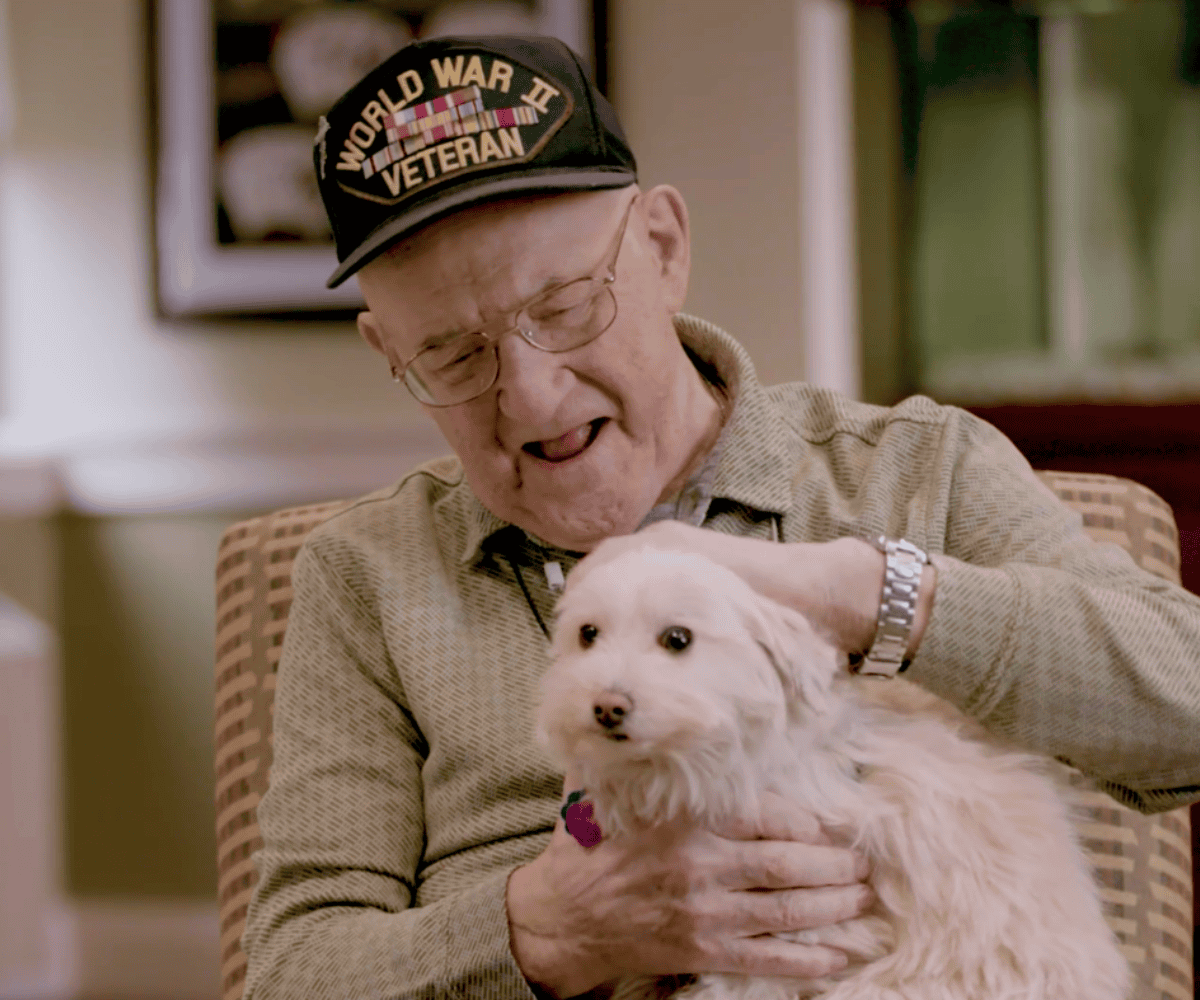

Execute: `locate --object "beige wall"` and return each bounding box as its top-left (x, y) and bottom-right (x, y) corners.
top-left (0, 0), bottom-right (423, 459)
top-left (611, 0), bottom-right (806, 387)
top-left (1, 0), bottom-right (808, 463)
top-left (851, 5), bottom-right (907, 405)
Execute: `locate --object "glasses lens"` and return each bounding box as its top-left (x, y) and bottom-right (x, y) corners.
top-left (401, 281), bottom-right (618, 406)
top-left (524, 279), bottom-right (617, 352)
top-left (406, 332), bottom-right (497, 406)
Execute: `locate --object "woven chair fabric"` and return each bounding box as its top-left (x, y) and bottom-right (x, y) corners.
top-left (212, 473), bottom-right (1193, 1000)
top-left (215, 500), bottom-right (354, 999)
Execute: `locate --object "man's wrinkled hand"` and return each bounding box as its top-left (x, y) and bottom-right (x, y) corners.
top-left (572, 523), bottom-right (893, 657)
top-left (506, 776), bottom-right (874, 999)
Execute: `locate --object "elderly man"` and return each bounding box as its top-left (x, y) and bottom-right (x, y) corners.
top-left (241, 34), bottom-right (1200, 1000)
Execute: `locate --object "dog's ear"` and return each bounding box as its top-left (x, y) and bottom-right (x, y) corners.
top-left (744, 595), bottom-right (837, 717)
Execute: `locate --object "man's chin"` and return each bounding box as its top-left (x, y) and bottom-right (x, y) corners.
top-left (522, 517), bottom-right (626, 554)
top-left (514, 499), bottom-right (650, 553)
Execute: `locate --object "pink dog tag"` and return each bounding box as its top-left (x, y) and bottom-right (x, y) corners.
top-left (562, 790), bottom-right (602, 847)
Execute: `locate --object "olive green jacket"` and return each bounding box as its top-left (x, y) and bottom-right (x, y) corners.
top-left (242, 314), bottom-right (1200, 1000)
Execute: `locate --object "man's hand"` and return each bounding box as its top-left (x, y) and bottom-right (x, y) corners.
top-left (506, 782), bottom-right (873, 998)
top-left (574, 522), bottom-right (935, 661)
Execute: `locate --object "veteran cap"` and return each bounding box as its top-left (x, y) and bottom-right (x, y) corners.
top-left (315, 34), bottom-right (638, 288)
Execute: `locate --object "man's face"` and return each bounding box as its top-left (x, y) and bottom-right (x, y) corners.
top-left (356, 185), bottom-right (718, 553)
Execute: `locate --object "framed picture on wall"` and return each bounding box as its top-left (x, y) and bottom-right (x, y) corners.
top-left (151, 0), bottom-right (606, 318)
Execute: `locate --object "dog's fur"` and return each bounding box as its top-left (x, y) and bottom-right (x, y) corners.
top-left (536, 547), bottom-right (1129, 1000)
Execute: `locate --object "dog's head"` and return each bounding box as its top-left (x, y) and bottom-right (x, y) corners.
top-left (536, 545), bottom-right (840, 790)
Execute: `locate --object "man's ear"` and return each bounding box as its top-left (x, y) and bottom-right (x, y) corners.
top-left (639, 184), bottom-right (690, 313)
top-left (356, 310), bottom-right (388, 358)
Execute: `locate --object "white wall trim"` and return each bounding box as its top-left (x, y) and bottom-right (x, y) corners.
top-left (0, 422), bottom-right (449, 517)
top-left (59, 423), bottom-right (450, 515)
top-left (0, 599), bottom-right (62, 1000)
top-left (796, 0), bottom-right (861, 399)
top-left (0, 905), bottom-right (73, 1000)
top-left (1041, 14), bottom-right (1087, 362)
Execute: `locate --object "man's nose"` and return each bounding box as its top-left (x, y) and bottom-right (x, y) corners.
top-left (593, 692), bottom-right (633, 729)
top-left (493, 329), bottom-right (574, 423)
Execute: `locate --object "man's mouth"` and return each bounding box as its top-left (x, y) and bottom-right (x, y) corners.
top-left (523, 418), bottom-right (607, 462)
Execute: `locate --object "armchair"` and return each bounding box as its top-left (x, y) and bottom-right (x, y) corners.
top-left (213, 471), bottom-right (1194, 1000)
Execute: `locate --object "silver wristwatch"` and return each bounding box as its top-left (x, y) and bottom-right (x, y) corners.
top-left (856, 535), bottom-right (929, 678)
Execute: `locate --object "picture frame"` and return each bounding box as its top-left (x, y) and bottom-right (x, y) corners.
top-left (151, 0), bottom-right (604, 318)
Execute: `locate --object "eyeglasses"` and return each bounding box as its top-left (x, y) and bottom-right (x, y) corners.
top-left (391, 195), bottom-right (638, 407)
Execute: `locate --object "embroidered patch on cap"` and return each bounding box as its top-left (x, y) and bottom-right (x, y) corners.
top-left (315, 34), bottom-right (638, 288)
top-left (326, 50), bottom-right (575, 207)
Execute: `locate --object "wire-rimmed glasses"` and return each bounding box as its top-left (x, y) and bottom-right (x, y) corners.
top-left (391, 195), bottom-right (638, 407)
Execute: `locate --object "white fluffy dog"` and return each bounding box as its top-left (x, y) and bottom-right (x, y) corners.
top-left (536, 546), bottom-right (1129, 1000)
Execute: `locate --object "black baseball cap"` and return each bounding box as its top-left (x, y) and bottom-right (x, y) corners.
top-left (314, 34), bottom-right (638, 288)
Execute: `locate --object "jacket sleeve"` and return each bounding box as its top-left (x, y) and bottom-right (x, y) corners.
top-left (241, 540), bottom-right (541, 1000)
top-left (905, 408), bottom-right (1200, 814)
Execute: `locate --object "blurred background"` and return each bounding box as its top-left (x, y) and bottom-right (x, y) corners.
top-left (0, 0), bottom-right (1196, 997)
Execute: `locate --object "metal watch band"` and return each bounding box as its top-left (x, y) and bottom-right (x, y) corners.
top-left (856, 535), bottom-right (929, 678)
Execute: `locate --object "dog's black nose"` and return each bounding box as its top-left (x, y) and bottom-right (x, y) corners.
top-left (593, 693), bottom-right (632, 729)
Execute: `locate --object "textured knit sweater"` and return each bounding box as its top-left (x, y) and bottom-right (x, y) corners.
top-left (242, 315), bottom-right (1200, 1000)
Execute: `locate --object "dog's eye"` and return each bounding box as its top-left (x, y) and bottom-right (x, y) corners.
top-left (579, 623), bottom-right (599, 648)
top-left (659, 626), bottom-right (692, 652)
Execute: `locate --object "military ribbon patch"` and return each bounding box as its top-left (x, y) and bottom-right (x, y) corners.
top-left (362, 85), bottom-right (541, 177)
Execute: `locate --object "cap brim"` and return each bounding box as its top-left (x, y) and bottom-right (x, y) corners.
top-left (327, 168), bottom-right (638, 289)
